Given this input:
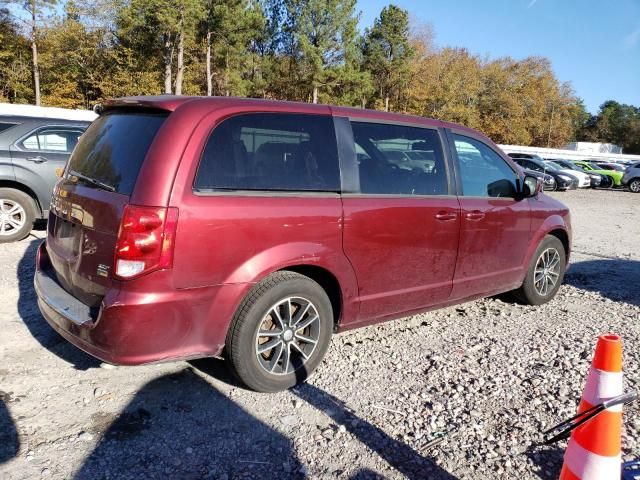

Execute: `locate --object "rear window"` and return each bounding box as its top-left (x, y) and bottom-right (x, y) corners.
top-left (194, 113), bottom-right (340, 192)
top-left (66, 112), bottom-right (167, 195)
top-left (0, 122), bottom-right (18, 133)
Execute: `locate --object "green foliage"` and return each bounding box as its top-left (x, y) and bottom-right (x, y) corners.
top-left (1, 0), bottom-right (636, 151)
top-left (202, 0), bottom-right (266, 96)
top-left (0, 8), bottom-right (32, 102)
top-left (581, 101), bottom-right (640, 154)
top-left (283, 0), bottom-right (365, 103)
top-left (362, 4), bottom-right (413, 110)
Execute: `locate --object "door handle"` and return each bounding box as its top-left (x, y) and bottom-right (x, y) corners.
top-left (464, 210), bottom-right (485, 221)
top-left (26, 156), bottom-right (47, 163)
top-left (434, 211), bottom-right (457, 221)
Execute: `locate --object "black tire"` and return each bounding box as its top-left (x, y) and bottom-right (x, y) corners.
top-left (510, 235), bottom-right (566, 306)
top-left (0, 188), bottom-right (36, 243)
top-left (628, 178), bottom-right (640, 193)
top-left (225, 271), bottom-right (334, 392)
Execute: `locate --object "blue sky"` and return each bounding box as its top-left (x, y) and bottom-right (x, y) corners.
top-left (358, 0), bottom-right (640, 114)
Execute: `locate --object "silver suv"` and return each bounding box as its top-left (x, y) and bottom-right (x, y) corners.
top-left (622, 162), bottom-right (640, 193)
top-left (0, 108), bottom-right (93, 242)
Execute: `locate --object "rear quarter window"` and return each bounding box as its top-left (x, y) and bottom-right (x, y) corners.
top-left (194, 113), bottom-right (340, 192)
top-left (66, 112), bottom-right (167, 195)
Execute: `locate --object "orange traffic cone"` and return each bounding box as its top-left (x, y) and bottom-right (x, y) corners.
top-left (559, 334), bottom-right (623, 480)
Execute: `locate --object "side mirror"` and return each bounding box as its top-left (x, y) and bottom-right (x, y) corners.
top-left (522, 175), bottom-right (542, 198)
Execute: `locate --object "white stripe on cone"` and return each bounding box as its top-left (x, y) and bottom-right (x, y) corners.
top-left (564, 437), bottom-right (621, 480)
top-left (582, 368), bottom-right (623, 411)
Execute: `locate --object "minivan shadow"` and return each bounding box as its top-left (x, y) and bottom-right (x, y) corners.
top-left (564, 258), bottom-right (640, 306)
top-left (75, 368), bottom-right (304, 479)
top-left (191, 358), bottom-right (458, 479)
top-left (293, 383), bottom-right (458, 480)
top-left (17, 239), bottom-right (99, 370)
top-left (0, 397), bottom-right (19, 464)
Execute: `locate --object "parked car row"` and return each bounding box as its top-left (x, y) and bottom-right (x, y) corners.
top-left (0, 104), bottom-right (95, 242)
top-left (505, 152), bottom-right (640, 192)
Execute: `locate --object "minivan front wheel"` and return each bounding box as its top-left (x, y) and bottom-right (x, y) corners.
top-left (0, 188), bottom-right (36, 243)
top-left (511, 235), bottom-right (566, 305)
top-left (226, 271), bottom-right (333, 392)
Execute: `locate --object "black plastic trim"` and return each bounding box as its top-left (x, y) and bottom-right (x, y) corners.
top-left (333, 116), bottom-right (359, 194)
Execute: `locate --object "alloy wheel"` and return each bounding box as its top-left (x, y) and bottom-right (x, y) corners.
top-left (630, 179), bottom-right (640, 193)
top-left (533, 247), bottom-right (561, 296)
top-left (0, 199), bottom-right (26, 236)
top-left (255, 296), bottom-right (321, 375)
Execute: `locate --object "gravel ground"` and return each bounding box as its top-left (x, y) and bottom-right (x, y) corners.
top-left (0, 188), bottom-right (639, 480)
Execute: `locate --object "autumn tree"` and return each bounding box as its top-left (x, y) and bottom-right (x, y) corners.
top-left (0, 8), bottom-right (31, 102)
top-left (3, 0), bottom-right (58, 105)
top-left (407, 45), bottom-right (483, 128)
top-left (36, 1), bottom-right (111, 108)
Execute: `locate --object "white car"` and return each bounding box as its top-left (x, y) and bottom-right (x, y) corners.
top-left (543, 160), bottom-right (591, 188)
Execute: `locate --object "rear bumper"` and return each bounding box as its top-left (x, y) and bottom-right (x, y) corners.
top-left (35, 241), bottom-right (247, 365)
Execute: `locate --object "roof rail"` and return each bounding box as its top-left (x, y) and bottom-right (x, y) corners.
top-left (0, 103), bottom-right (97, 122)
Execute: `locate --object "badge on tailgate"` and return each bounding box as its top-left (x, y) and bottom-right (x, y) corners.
top-left (97, 264), bottom-right (110, 278)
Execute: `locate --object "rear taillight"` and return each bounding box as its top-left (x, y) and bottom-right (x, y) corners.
top-left (114, 205), bottom-right (179, 280)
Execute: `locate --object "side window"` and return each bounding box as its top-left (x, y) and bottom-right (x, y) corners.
top-left (453, 135), bottom-right (518, 198)
top-left (195, 113), bottom-right (340, 192)
top-left (20, 128), bottom-right (84, 153)
top-left (350, 122), bottom-right (448, 195)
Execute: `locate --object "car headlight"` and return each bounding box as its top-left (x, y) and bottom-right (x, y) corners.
top-left (558, 174), bottom-right (572, 182)
top-left (544, 177), bottom-right (554, 184)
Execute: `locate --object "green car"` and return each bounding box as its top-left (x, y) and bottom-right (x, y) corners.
top-left (574, 161), bottom-right (624, 187)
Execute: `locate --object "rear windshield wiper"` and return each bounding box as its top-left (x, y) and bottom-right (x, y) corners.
top-left (67, 170), bottom-right (115, 192)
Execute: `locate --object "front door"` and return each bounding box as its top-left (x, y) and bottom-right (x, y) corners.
top-left (448, 132), bottom-right (531, 300)
top-left (341, 121), bottom-right (460, 325)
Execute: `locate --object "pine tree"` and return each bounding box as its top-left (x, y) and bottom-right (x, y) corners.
top-left (284, 0), bottom-right (362, 103)
top-left (362, 5), bottom-right (413, 111)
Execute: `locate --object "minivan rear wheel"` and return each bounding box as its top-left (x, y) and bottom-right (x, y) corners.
top-left (225, 271), bottom-right (333, 392)
top-left (0, 188), bottom-right (36, 243)
top-left (510, 235), bottom-right (566, 306)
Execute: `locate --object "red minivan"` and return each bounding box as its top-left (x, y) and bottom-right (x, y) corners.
top-left (35, 96), bottom-right (571, 392)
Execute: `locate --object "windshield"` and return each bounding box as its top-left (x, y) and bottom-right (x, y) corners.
top-left (544, 161), bottom-right (563, 171)
top-left (66, 112), bottom-right (167, 195)
top-left (607, 164), bottom-right (625, 171)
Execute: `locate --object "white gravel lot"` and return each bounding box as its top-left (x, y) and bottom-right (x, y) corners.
top-left (0, 188), bottom-right (639, 480)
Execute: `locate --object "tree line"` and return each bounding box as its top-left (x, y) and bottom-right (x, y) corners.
top-left (1, 0), bottom-right (638, 152)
